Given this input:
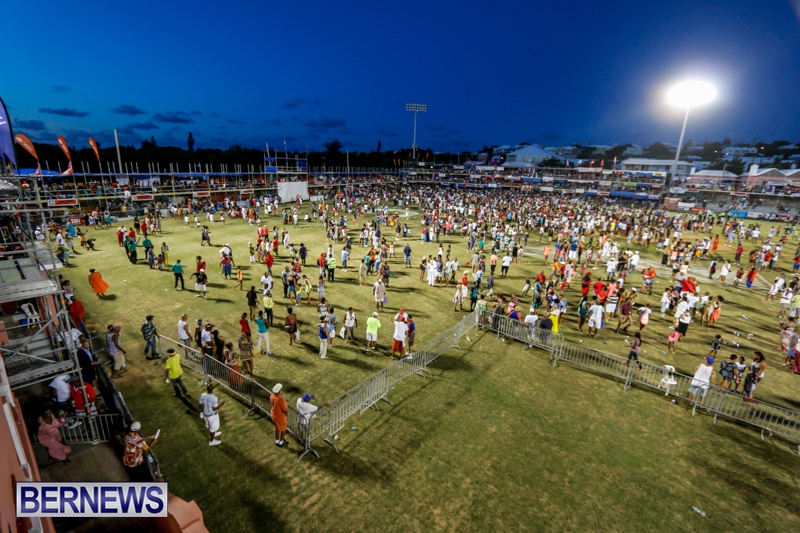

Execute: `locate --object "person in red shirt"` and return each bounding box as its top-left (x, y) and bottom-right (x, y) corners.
top-left (239, 313), bottom-right (251, 337)
top-left (265, 251), bottom-right (274, 275)
top-left (593, 278), bottom-right (605, 296)
top-left (70, 378), bottom-right (97, 415)
top-left (68, 299), bottom-right (86, 331)
top-left (196, 256), bottom-right (206, 272)
top-left (272, 238), bottom-right (279, 255)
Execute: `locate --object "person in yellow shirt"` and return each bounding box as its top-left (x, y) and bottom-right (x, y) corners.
top-left (263, 290), bottom-right (275, 327)
top-left (164, 348), bottom-right (188, 398)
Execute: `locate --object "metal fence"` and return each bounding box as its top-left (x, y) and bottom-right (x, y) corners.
top-left (155, 335), bottom-right (318, 458)
top-left (488, 312), bottom-right (800, 449)
top-left (31, 413), bottom-right (125, 446)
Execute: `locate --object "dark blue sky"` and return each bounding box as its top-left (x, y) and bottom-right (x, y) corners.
top-left (5, 1), bottom-right (800, 152)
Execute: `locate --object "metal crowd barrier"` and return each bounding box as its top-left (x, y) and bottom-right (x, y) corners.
top-left (155, 335), bottom-right (318, 459)
top-left (484, 311), bottom-right (800, 450)
top-left (31, 413), bottom-right (125, 446)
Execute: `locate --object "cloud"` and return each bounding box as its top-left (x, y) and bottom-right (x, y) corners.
top-left (263, 119), bottom-right (282, 126)
top-left (336, 127), bottom-right (356, 136)
top-left (227, 119), bottom-right (245, 125)
top-left (109, 104), bottom-right (147, 116)
top-left (191, 110), bottom-right (203, 116)
top-left (376, 127), bottom-right (399, 138)
top-left (301, 116), bottom-right (346, 129)
top-left (39, 107), bottom-right (90, 117)
top-left (282, 98), bottom-right (321, 109)
top-left (212, 112), bottom-right (220, 117)
top-left (152, 112), bottom-right (194, 124)
top-left (16, 119), bottom-right (47, 131)
top-left (130, 121), bottom-right (160, 130)
top-left (50, 85), bottom-right (72, 93)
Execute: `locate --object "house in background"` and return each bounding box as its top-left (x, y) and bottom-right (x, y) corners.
top-left (617, 158), bottom-right (693, 177)
top-left (505, 146), bottom-right (564, 165)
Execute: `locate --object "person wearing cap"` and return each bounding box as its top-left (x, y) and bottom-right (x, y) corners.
top-left (199, 383), bottom-right (225, 446)
top-left (365, 312), bottom-right (381, 352)
top-left (373, 277), bottom-right (386, 312)
top-left (688, 357), bottom-right (717, 405)
top-left (106, 324), bottom-right (127, 378)
top-left (394, 308), bottom-right (409, 322)
top-left (391, 316), bottom-right (408, 359)
top-left (190, 268), bottom-right (208, 299)
top-left (295, 394), bottom-right (329, 438)
top-left (270, 384), bottom-right (288, 447)
top-left (123, 421), bottom-right (158, 481)
top-left (140, 315), bottom-right (158, 360)
top-left (164, 348), bottom-right (188, 398)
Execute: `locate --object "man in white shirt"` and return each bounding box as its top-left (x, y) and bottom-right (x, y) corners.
top-left (344, 308), bottom-right (357, 343)
top-left (500, 253), bottom-right (513, 278)
top-left (48, 374), bottom-right (71, 409)
top-left (199, 383), bottom-right (224, 446)
top-left (674, 296), bottom-right (690, 325)
top-left (296, 394), bottom-right (328, 432)
top-left (629, 251), bottom-right (640, 271)
top-left (260, 272), bottom-right (273, 292)
top-left (391, 317), bottom-right (409, 359)
top-left (373, 279), bottom-right (386, 312)
top-left (587, 297), bottom-right (605, 337)
top-left (177, 314), bottom-right (191, 354)
top-left (523, 308), bottom-right (539, 349)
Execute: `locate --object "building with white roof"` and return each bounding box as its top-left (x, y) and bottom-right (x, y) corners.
top-left (617, 158), bottom-right (693, 177)
top-left (505, 145), bottom-right (564, 165)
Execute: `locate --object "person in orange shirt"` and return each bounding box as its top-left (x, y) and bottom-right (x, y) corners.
top-left (270, 383), bottom-right (288, 447)
top-left (88, 269), bottom-right (109, 297)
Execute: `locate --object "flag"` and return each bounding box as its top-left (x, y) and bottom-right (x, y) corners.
top-left (32, 164), bottom-right (41, 176)
top-left (61, 161), bottom-right (73, 176)
top-left (0, 97), bottom-right (17, 168)
top-left (89, 137), bottom-right (101, 162)
top-left (14, 133), bottom-right (39, 160)
top-left (589, 160), bottom-right (595, 167)
top-left (600, 160), bottom-right (605, 167)
top-left (57, 135), bottom-right (72, 161)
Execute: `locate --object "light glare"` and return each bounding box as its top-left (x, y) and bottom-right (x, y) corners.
top-left (667, 80), bottom-right (716, 108)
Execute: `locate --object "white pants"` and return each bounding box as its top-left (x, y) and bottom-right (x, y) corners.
top-left (319, 338), bottom-right (329, 358)
top-left (257, 331), bottom-right (270, 353)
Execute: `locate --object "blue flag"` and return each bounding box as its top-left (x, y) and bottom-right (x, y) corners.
top-left (0, 97), bottom-right (17, 168)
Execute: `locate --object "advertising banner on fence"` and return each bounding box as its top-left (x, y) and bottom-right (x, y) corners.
top-left (192, 191), bottom-right (210, 197)
top-left (47, 198), bottom-right (79, 207)
top-left (133, 194), bottom-right (153, 201)
top-left (0, 96), bottom-right (17, 167)
top-left (14, 133), bottom-right (38, 161)
top-left (88, 137), bottom-right (101, 162)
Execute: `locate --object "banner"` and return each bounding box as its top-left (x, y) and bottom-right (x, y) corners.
top-left (89, 137), bottom-right (101, 162)
top-left (57, 136), bottom-right (72, 161)
top-left (61, 162), bottom-right (73, 176)
top-left (0, 97), bottom-right (17, 167)
top-left (14, 133), bottom-right (39, 160)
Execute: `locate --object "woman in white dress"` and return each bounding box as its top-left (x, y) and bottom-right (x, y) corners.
top-left (427, 259), bottom-right (438, 287)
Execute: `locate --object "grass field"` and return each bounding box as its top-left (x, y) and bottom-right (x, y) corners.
top-left (63, 206), bottom-right (800, 532)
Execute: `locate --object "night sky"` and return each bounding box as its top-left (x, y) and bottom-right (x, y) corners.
top-left (4, 1), bottom-right (800, 152)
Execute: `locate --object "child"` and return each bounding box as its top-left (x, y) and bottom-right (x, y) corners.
top-left (708, 334), bottom-right (723, 357)
top-left (741, 371), bottom-right (758, 399)
top-left (157, 253), bottom-right (165, 271)
top-left (733, 268), bottom-right (744, 287)
top-left (521, 279), bottom-right (531, 297)
top-left (667, 330), bottom-right (679, 353)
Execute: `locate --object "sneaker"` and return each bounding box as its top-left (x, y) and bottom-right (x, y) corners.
top-left (209, 439), bottom-right (222, 446)
top-left (214, 431), bottom-right (222, 437)
top-left (195, 294), bottom-right (201, 298)
top-left (67, 421), bottom-right (83, 430)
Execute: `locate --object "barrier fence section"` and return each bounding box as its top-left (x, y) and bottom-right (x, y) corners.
top-left (487, 312), bottom-right (800, 449)
top-left (314, 312), bottom-right (479, 452)
top-left (155, 335), bottom-right (318, 458)
top-left (31, 413), bottom-right (125, 447)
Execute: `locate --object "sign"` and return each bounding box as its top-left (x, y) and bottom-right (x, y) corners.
top-left (689, 207), bottom-right (704, 213)
top-left (542, 177), bottom-right (553, 182)
top-left (730, 192), bottom-right (748, 197)
top-left (599, 181), bottom-right (612, 186)
top-left (133, 194), bottom-right (153, 201)
top-left (540, 186), bottom-right (554, 192)
top-left (240, 189), bottom-right (254, 195)
top-left (575, 188), bottom-right (585, 193)
top-left (47, 198), bottom-right (78, 207)
top-left (67, 217), bottom-right (83, 225)
top-left (597, 191), bottom-right (610, 196)
top-left (686, 188), bottom-right (699, 193)
top-left (192, 191), bottom-right (211, 198)
top-left (16, 482), bottom-right (168, 518)
top-left (562, 189), bottom-right (574, 193)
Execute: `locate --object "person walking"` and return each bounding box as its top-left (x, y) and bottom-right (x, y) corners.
top-left (625, 332), bottom-right (643, 371)
top-left (199, 383), bottom-right (224, 446)
top-left (255, 311), bottom-right (272, 355)
top-left (178, 314), bottom-right (191, 355)
top-left (365, 312), bottom-right (381, 352)
top-left (164, 348), bottom-right (189, 398)
top-left (38, 409), bottom-right (72, 465)
top-left (190, 269), bottom-right (208, 299)
top-left (270, 383), bottom-right (288, 447)
top-left (284, 307), bottom-right (298, 346)
top-left (172, 259), bottom-right (185, 290)
top-left (77, 339), bottom-right (99, 387)
top-left (318, 318), bottom-right (330, 359)
top-left (373, 278), bottom-right (386, 312)
top-left (88, 269), bottom-right (109, 297)
top-left (106, 325), bottom-right (127, 378)
top-left (344, 307), bottom-right (357, 344)
top-left (140, 315), bottom-right (158, 360)
top-left (263, 290), bottom-right (275, 327)
top-left (391, 316), bottom-right (408, 359)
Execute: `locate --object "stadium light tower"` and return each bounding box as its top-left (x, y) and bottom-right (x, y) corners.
top-left (406, 103), bottom-right (427, 160)
top-left (665, 80), bottom-right (716, 190)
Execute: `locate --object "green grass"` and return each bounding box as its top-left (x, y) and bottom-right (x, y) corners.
top-left (64, 209), bottom-right (800, 532)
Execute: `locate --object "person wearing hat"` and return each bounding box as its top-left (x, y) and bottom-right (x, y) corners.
top-left (391, 316), bottom-right (408, 359)
top-left (373, 277), bottom-right (386, 312)
top-left (688, 357), bottom-right (716, 405)
top-left (190, 268), bottom-right (208, 299)
top-left (270, 383), bottom-right (288, 447)
top-left (123, 421), bottom-right (158, 481)
top-left (393, 308), bottom-right (408, 322)
top-left (365, 312), bottom-right (381, 352)
top-left (295, 393), bottom-right (330, 437)
top-left (199, 383), bottom-right (224, 446)
top-left (106, 324), bottom-right (127, 378)
top-left (164, 348), bottom-right (188, 398)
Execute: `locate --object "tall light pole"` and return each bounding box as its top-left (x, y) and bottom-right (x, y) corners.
top-left (665, 80), bottom-right (716, 191)
top-left (406, 103), bottom-right (427, 160)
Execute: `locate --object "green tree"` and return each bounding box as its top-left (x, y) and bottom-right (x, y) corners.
top-left (707, 157), bottom-right (745, 175)
top-left (647, 142), bottom-right (672, 159)
top-left (323, 139), bottom-right (343, 155)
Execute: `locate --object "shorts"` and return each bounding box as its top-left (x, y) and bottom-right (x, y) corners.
top-left (366, 333), bottom-right (377, 342)
top-left (195, 283), bottom-right (206, 291)
top-left (688, 385), bottom-right (709, 397)
top-left (605, 304), bottom-right (616, 313)
top-left (203, 412), bottom-right (220, 433)
top-left (392, 339), bottom-right (404, 352)
top-left (780, 303), bottom-right (789, 311)
top-left (588, 317), bottom-right (602, 329)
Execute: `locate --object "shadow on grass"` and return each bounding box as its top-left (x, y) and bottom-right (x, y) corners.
top-left (326, 355), bottom-right (380, 371)
top-left (98, 294), bottom-right (118, 300)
